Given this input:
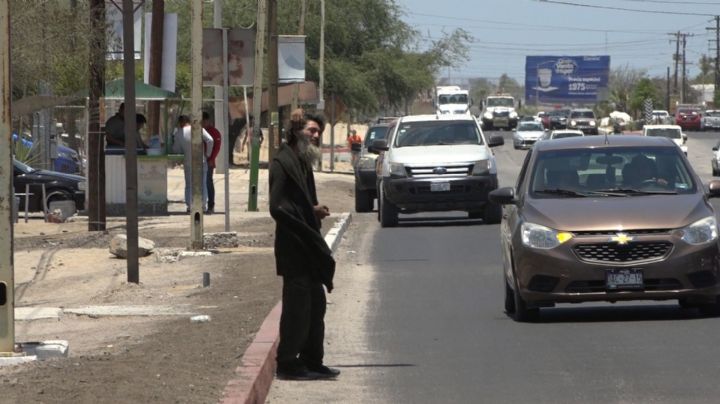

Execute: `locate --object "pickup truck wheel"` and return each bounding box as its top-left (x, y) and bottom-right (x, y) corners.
top-left (380, 191), bottom-right (398, 228)
top-left (355, 184), bottom-right (372, 212)
top-left (483, 202), bottom-right (502, 224)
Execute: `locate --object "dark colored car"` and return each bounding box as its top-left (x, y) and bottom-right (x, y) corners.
top-left (354, 123), bottom-right (392, 212)
top-left (543, 109), bottom-right (571, 130)
top-left (675, 107), bottom-right (702, 131)
top-left (490, 135), bottom-right (720, 322)
top-left (14, 160), bottom-right (86, 213)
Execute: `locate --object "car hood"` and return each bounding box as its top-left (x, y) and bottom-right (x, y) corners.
top-left (486, 106), bottom-right (515, 114)
top-left (391, 144), bottom-right (490, 165)
top-left (36, 170), bottom-right (85, 183)
top-left (522, 193), bottom-right (710, 232)
top-left (515, 130), bottom-right (544, 139)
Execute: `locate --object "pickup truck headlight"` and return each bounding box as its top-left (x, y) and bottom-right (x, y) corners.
top-left (389, 162), bottom-right (407, 178)
top-left (680, 216), bottom-right (718, 245)
top-left (570, 120), bottom-right (577, 126)
top-left (483, 112), bottom-right (493, 120)
top-left (77, 181), bottom-right (87, 191)
top-left (358, 156), bottom-right (376, 170)
top-left (509, 111), bottom-right (518, 119)
top-left (521, 222), bottom-right (573, 250)
top-left (472, 159), bottom-right (496, 175)
top-left (589, 120), bottom-right (596, 127)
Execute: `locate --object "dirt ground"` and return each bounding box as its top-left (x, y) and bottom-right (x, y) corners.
top-left (0, 167), bottom-right (354, 404)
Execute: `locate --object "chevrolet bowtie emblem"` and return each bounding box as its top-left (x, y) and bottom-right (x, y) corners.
top-left (610, 232), bottom-right (634, 245)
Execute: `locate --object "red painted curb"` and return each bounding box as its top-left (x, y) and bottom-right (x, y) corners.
top-left (220, 301), bottom-right (282, 404)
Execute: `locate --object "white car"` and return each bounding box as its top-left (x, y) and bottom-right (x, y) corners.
top-left (642, 124), bottom-right (687, 155)
top-left (513, 121), bottom-right (545, 149)
top-left (374, 114), bottom-right (505, 227)
top-left (712, 141), bottom-right (720, 176)
top-left (651, 110), bottom-right (671, 124)
top-left (702, 110), bottom-right (720, 131)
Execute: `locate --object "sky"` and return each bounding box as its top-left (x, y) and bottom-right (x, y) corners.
top-left (396, 0), bottom-right (720, 84)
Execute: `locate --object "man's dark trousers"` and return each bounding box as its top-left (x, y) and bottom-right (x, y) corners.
top-left (206, 167), bottom-right (215, 211)
top-left (276, 276), bottom-right (326, 370)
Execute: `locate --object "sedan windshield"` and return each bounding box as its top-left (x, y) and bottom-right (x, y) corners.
top-left (646, 128), bottom-right (681, 139)
top-left (530, 147), bottom-right (695, 197)
top-left (395, 121), bottom-right (483, 147)
top-left (518, 122), bottom-right (543, 131)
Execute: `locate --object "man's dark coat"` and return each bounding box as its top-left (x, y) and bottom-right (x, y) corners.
top-left (269, 143), bottom-right (335, 291)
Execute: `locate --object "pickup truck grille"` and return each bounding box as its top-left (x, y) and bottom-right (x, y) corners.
top-left (407, 165), bottom-right (472, 178)
top-left (493, 111), bottom-right (509, 118)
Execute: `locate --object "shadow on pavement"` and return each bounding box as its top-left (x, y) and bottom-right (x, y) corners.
top-left (533, 304), bottom-right (714, 323)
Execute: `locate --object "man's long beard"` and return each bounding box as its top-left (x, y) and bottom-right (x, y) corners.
top-left (297, 134), bottom-right (322, 166)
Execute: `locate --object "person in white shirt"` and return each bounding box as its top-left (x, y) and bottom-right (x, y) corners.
top-left (173, 115), bottom-right (214, 213)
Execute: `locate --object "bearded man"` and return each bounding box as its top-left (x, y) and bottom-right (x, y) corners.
top-left (269, 111), bottom-right (340, 380)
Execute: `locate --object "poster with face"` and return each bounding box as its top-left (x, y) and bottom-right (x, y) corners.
top-left (203, 28), bottom-right (255, 87)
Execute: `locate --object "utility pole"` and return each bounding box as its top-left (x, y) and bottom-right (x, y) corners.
top-left (317, 0), bottom-right (325, 172)
top-left (708, 16), bottom-right (720, 105)
top-left (0, 0), bottom-right (15, 354)
top-left (121, 0), bottom-right (139, 283)
top-left (248, 0), bottom-right (267, 212)
top-left (190, 0), bottom-right (204, 248)
top-left (682, 33), bottom-right (688, 104)
top-left (670, 31), bottom-right (680, 96)
top-left (88, 0), bottom-right (106, 231)
top-left (666, 66), bottom-right (671, 111)
top-left (290, 0), bottom-right (307, 111)
top-left (214, 0), bottom-right (230, 232)
top-left (268, 0), bottom-right (278, 162)
top-left (147, 0), bottom-right (164, 141)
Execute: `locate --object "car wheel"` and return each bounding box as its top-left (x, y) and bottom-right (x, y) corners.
top-left (698, 300), bottom-right (720, 316)
top-left (380, 189), bottom-right (398, 228)
top-left (504, 280), bottom-right (516, 314)
top-left (468, 210), bottom-right (483, 220)
top-left (713, 168), bottom-right (719, 177)
top-left (512, 277), bottom-right (539, 322)
top-left (355, 184), bottom-right (372, 213)
top-left (482, 201), bottom-right (502, 224)
top-left (513, 144), bottom-right (520, 150)
top-left (678, 298), bottom-right (698, 310)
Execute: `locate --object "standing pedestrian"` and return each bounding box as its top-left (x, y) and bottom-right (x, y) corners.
top-left (269, 109), bottom-right (339, 381)
top-left (202, 111), bottom-right (222, 214)
top-left (347, 129), bottom-right (362, 168)
top-left (105, 103), bottom-right (125, 150)
top-left (173, 115), bottom-right (214, 213)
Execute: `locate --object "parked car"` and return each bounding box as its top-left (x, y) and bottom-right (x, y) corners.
top-left (513, 121), bottom-right (545, 150)
top-left (651, 110), bottom-right (671, 124)
top-left (354, 122), bottom-right (393, 212)
top-left (13, 133), bottom-right (83, 175)
top-left (702, 110), bottom-right (720, 131)
top-left (13, 159), bottom-right (86, 213)
top-left (490, 135), bottom-right (720, 321)
top-left (539, 129), bottom-right (585, 141)
top-left (374, 114), bottom-right (504, 227)
top-left (642, 124), bottom-right (687, 155)
top-left (567, 108), bottom-right (598, 135)
top-left (675, 106), bottom-right (702, 131)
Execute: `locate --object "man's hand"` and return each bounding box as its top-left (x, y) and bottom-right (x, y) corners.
top-left (314, 204), bottom-right (330, 221)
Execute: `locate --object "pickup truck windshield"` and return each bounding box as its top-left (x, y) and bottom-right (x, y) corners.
top-left (395, 121), bottom-right (483, 147)
top-left (571, 111), bottom-right (595, 118)
top-left (438, 94), bottom-right (468, 105)
top-left (486, 97), bottom-right (514, 107)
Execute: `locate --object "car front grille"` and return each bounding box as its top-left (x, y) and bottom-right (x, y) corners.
top-left (493, 111), bottom-right (509, 117)
top-left (574, 242), bottom-right (673, 263)
top-left (565, 278), bottom-right (682, 293)
top-left (407, 165), bottom-right (472, 179)
top-left (572, 229), bottom-right (671, 236)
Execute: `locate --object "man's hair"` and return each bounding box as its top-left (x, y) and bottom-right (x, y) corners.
top-left (304, 113), bottom-right (325, 134)
top-left (177, 115), bottom-right (191, 125)
top-left (136, 113), bottom-right (147, 125)
top-left (202, 111), bottom-right (210, 121)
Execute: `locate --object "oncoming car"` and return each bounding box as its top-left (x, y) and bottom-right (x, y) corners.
top-left (490, 135), bottom-right (720, 322)
top-left (374, 114), bottom-right (504, 227)
top-left (513, 121), bottom-right (545, 150)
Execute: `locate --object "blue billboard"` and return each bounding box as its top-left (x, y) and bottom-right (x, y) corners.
top-left (525, 56), bottom-right (610, 104)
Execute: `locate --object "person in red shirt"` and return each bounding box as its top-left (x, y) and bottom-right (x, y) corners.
top-left (202, 111), bottom-right (222, 214)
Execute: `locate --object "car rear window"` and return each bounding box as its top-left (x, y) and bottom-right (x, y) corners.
top-left (395, 120), bottom-right (483, 147)
top-left (645, 128), bottom-right (681, 139)
top-left (530, 147), bottom-right (695, 197)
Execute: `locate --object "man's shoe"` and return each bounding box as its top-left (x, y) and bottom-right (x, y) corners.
top-left (206, 207), bottom-right (214, 215)
top-left (276, 367), bottom-right (320, 381)
top-left (306, 365), bottom-right (340, 379)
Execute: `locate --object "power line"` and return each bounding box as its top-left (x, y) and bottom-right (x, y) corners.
top-left (536, 0), bottom-right (714, 16)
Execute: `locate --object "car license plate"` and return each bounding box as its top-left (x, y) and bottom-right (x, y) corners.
top-left (430, 182), bottom-right (450, 192)
top-left (606, 269), bottom-right (643, 290)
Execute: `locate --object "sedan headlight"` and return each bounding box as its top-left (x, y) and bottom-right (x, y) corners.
top-left (680, 216), bottom-right (718, 245)
top-left (472, 159), bottom-right (496, 175)
top-left (570, 120), bottom-right (577, 126)
top-left (483, 112), bottom-right (493, 120)
top-left (389, 162), bottom-right (406, 178)
top-left (521, 222), bottom-right (573, 250)
top-left (77, 181), bottom-right (87, 191)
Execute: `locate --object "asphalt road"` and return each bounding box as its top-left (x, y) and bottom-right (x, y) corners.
top-left (270, 129), bottom-right (720, 404)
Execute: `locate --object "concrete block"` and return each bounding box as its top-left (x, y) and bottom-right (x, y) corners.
top-left (178, 250), bottom-right (214, 260)
top-left (15, 307), bottom-right (63, 321)
top-left (64, 305), bottom-right (197, 317)
top-left (0, 355), bottom-right (37, 366)
top-left (110, 234), bottom-right (156, 259)
top-left (20, 340), bottom-right (69, 360)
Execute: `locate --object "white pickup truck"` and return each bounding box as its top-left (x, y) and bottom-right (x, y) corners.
top-left (642, 124), bottom-right (688, 155)
top-left (372, 114), bottom-right (505, 227)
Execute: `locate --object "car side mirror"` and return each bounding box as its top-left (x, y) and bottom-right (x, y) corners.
top-left (713, 146), bottom-right (718, 151)
top-left (488, 135), bottom-right (505, 148)
top-left (489, 187), bottom-right (516, 205)
top-left (371, 139), bottom-right (389, 152)
top-left (708, 180), bottom-right (720, 198)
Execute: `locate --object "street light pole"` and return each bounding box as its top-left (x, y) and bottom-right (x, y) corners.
top-left (248, 0), bottom-right (267, 212)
